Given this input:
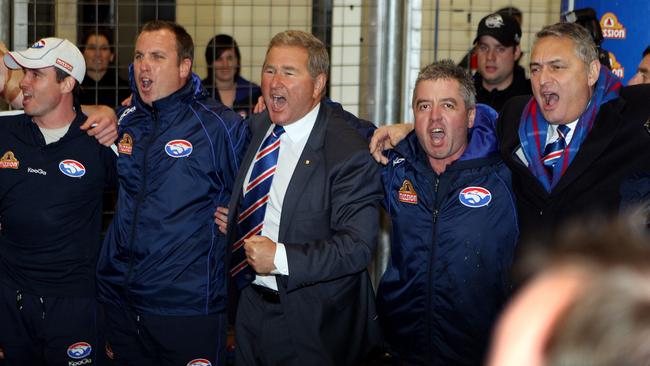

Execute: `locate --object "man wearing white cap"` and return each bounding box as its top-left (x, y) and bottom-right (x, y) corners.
top-left (0, 37), bottom-right (116, 365)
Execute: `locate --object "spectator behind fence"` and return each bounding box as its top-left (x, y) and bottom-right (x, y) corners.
top-left (375, 60), bottom-right (518, 365)
top-left (459, 6), bottom-right (523, 72)
top-left (203, 34), bottom-right (262, 118)
top-left (96, 20), bottom-right (249, 366)
top-left (0, 37), bottom-right (116, 366)
top-left (488, 217), bottom-right (650, 366)
top-left (79, 28), bottom-right (130, 108)
top-left (472, 13), bottom-right (531, 112)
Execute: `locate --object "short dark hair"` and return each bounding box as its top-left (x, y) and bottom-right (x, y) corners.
top-left (80, 27), bottom-right (115, 53)
top-left (643, 45), bottom-right (650, 57)
top-left (139, 20), bottom-right (194, 65)
top-left (205, 34), bottom-right (241, 81)
top-left (413, 60), bottom-right (476, 110)
top-left (54, 67), bottom-right (82, 101)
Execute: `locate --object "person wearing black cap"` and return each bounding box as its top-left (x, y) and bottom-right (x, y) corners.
top-left (0, 37), bottom-right (115, 365)
top-left (473, 13), bottom-right (531, 112)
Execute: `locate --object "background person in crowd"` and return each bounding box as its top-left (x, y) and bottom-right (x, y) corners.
top-left (0, 37), bottom-right (116, 366)
top-left (96, 20), bottom-right (248, 366)
top-left (225, 30), bottom-right (382, 366)
top-left (459, 6), bottom-right (523, 71)
top-left (370, 22), bottom-right (650, 240)
top-left (79, 27), bottom-right (130, 108)
top-left (472, 13), bottom-right (531, 112)
top-left (628, 45), bottom-right (650, 85)
top-left (487, 217), bottom-right (650, 366)
top-left (203, 34), bottom-right (262, 118)
top-left (376, 60), bottom-right (518, 365)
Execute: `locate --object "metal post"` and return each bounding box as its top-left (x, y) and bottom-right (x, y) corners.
top-left (359, 0), bottom-right (408, 289)
top-left (312, 0), bottom-right (333, 96)
top-left (13, 0), bottom-right (28, 50)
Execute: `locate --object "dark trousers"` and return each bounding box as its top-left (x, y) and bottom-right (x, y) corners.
top-left (0, 281), bottom-right (102, 366)
top-left (235, 285), bottom-right (298, 366)
top-left (104, 303), bottom-right (226, 366)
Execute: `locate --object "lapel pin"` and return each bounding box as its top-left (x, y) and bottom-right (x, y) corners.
top-left (305, 160), bottom-right (311, 165)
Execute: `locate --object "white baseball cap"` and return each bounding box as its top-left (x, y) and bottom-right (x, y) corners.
top-left (3, 37), bottom-right (85, 83)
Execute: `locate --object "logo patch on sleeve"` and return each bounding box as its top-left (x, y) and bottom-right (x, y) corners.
top-left (459, 186), bottom-right (492, 208)
top-left (59, 159), bottom-right (86, 178)
top-left (0, 151), bottom-right (19, 169)
top-left (165, 139), bottom-right (193, 158)
top-left (118, 133), bottom-right (133, 155)
top-left (398, 179), bottom-right (418, 204)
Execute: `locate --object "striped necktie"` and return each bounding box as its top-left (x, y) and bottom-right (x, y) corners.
top-left (230, 124), bottom-right (285, 288)
top-left (542, 124), bottom-right (571, 174)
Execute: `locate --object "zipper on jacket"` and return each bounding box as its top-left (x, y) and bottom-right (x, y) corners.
top-left (426, 176), bottom-right (441, 365)
top-left (123, 107), bottom-right (160, 305)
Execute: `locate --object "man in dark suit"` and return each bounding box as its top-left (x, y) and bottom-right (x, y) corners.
top-left (496, 22), bottom-right (650, 239)
top-left (224, 30), bottom-right (382, 366)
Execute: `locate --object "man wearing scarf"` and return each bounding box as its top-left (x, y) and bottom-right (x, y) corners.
top-left (497, 22), bottom-right (650, 239)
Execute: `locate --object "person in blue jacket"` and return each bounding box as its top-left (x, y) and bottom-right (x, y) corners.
top-left (377, 60), bottom-right (518, 365)
top-left (96, 20), bottom-right (248, 366)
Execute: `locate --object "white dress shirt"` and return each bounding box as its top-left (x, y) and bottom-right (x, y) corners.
top-left (545, 118), bottom-right (578, 146)
top-left (244, 103), bottom-right (321, 290)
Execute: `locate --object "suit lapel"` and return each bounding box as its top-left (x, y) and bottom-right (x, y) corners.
top-left (278, 104), bottom-right (329, 241)
top-left (553, 99), bottom-right (623, 194)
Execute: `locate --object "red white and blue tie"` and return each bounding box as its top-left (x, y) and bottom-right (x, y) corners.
top-left (542, 124), bottom-right (570, 175)
top-left (230, 124), bottom-right (285, 288)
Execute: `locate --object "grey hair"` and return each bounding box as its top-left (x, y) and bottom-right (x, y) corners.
top-left (535, 22), bottom-right (599, 67)
top-left (266, 30), bottom-right (329, 79)
top-left (413, 59), bottom-right (476, 110)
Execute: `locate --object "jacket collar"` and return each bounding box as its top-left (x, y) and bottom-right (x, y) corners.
top-left (129, 64), bottom-right (206, 114)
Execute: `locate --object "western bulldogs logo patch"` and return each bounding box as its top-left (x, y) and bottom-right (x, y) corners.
top-left (31, 39), bottom-right (46, 49)
top-left (459, 186), bottom-right (492, 208)
top-left (165, 139), bottom-right (193, 158)
top-left (59, 159), bottom-right (86, 178)
top-left (186, 359), bottom-right (212, 366)
top-left (67, 342), bottom-right (92, 359)
top-left (485, 14), bottom-right (504, 28)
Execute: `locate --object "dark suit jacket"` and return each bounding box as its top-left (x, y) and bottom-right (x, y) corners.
top-left (226, 102), bottom-right (383, 365)
top-left (498, 84), bottom-right (650, 240)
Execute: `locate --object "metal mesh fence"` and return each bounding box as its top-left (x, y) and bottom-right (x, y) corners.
top-left (10, 0), bottom-right (562, 115)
